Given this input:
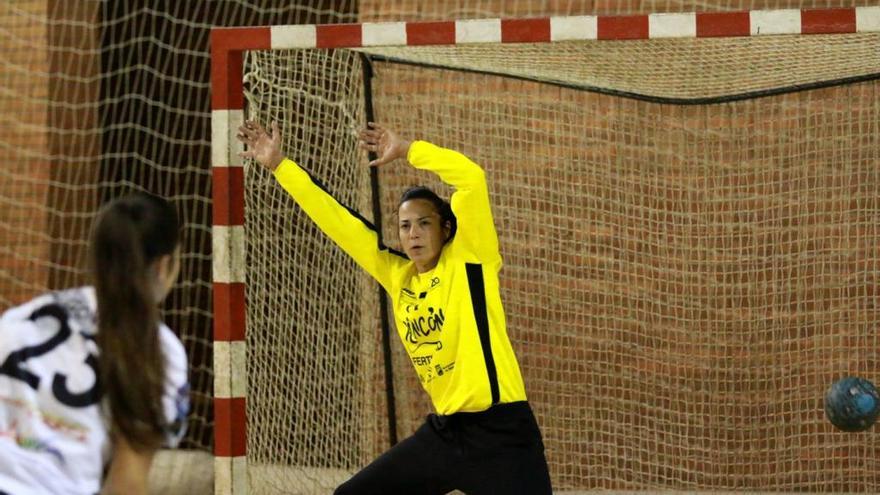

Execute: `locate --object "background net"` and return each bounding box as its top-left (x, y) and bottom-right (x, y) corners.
top-left (243, 33), bottom-right (879, 492)
top-left (0, 1), bottom-right (877, 494)
top-left (0, 1), bottom-right (357, 462)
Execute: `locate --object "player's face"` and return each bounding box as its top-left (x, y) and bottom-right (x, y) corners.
top-left (398, 199), bottom-right (449, 273)
top-left (152, 245), bottom-right (181, 302)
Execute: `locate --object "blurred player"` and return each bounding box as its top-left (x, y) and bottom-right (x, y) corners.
top-left (238, 120), bottom-right (552, 494)
top-left (0, 192), bottom-right (189, 495)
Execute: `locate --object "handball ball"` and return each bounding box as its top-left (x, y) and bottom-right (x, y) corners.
top-left (824, 376), bottom-right (879, 432)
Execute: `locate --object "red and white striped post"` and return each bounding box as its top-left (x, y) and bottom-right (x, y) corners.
top-left (211, 26), bottom-right (270, 495)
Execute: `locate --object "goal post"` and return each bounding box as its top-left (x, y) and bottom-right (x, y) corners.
top-left (211, 7), bottom-right (880, 494)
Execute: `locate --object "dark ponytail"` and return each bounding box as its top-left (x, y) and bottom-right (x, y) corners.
top-left (90, 192), bottom-right (179, 451)
top-left (398, 186), bottom-right (457, 243)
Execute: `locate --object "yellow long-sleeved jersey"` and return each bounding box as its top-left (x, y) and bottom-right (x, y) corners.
top-left (273, 140), bottom-right (526, 414)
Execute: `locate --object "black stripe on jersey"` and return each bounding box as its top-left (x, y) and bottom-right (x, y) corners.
top-left (299, 165), bottom-right (409, 260)
top-left (465, 263), bottom-right (500, 406)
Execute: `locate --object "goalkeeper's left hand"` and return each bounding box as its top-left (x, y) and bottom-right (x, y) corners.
top-left (358, 122), bottom-right (411, 167)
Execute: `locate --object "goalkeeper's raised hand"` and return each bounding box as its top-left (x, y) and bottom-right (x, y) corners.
top-left (358, 122), bottom-right (411, 167)
top-left (237, 120), bottom-right (284, 171)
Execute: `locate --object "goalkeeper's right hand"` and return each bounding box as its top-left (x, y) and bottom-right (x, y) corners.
top-left (237, 120), bottom-right (285, 171)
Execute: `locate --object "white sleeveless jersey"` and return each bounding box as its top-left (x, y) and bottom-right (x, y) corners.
top-left (0, 286), bottom-right (189, 495)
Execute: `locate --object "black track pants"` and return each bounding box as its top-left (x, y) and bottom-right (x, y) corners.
top-left (334, 401), bottom-right (553, 495)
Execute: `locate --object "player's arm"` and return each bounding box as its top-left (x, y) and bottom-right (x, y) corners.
top-left (407, 140), bottom-right (500, 262)
top-left (159, 325), bottom-right (190, 448)
top-left (360, 123), bottom-right (500, 263)
top-left (100, 435), bottom-right (154, 495)
top-left (238, 120), bottom-right (399, 291)
top-left (273, 160), bottom-right (400, 288)
top-left (102, 325), bottom-right (188, 495)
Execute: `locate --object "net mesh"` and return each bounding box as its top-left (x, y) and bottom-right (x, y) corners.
top-left (242, 48), bottom-right (387, 492)
top-left (361, 33), bottom-right (880, 102)
top-left (243, 34), bottom-right (879, 492)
